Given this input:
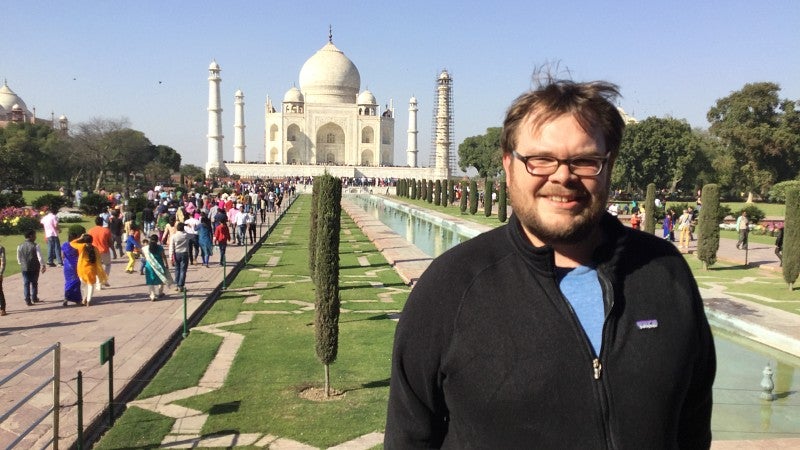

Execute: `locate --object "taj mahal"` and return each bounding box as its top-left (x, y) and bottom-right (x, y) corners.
top-left (206, 33), bottom-right (453, 182)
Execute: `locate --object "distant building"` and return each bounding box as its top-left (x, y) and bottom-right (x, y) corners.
top-left (0, 80), bottom-right (69, 132)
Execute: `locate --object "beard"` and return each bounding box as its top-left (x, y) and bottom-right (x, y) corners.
top-left (510, 181), bottom-right (608, 247)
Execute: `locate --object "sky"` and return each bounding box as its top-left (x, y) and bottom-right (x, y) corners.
top-left (3, 1), bottom-right (799, 170)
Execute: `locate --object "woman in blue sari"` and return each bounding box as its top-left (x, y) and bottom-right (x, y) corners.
top-left (197, 215), bottom-right (214, 268)
top-left (60, 225), bottom-right (86, 306)
top-left (142, 234), bottom-right (172, 301)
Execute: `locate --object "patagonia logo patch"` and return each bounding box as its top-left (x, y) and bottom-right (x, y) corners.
top-left (636, 319), bottom-right (658, 330)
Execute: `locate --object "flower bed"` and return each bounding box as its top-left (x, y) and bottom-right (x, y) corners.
top-left (0, 207), bottom-right (41, 235)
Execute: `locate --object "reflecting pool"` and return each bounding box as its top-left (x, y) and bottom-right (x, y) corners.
top-left (350, 194), bottom-right (800, 439)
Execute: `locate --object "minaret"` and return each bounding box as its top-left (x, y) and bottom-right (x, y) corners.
top-left (433, 70), bottom-right (452, 180)
top-left (233, 89), bottom-right (246, 163)
top-left (206, 60), bottom-right (225, 176)
top-left (407, 96), bottom-right (418, 167)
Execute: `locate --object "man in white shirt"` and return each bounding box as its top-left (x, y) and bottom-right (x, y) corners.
top-left (40, 207), bottom-right (62, 267)
top-left (184, 215), bottom-right (200, 264)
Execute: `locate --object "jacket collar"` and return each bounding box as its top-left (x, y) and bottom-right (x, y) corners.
top-left (505, 213), bottom-right (628, 276)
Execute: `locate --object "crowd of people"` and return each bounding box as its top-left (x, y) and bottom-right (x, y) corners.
top-left (0, 178), bottom-right (297, 314)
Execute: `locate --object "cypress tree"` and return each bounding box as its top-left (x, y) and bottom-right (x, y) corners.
top-left (427, 180), bottom-right (434, 203)
top-left (442, 179), bottom-right (449, 207)
top-left (314, 173), bottom-right (342, 397)
top-left (410, 178), bottom-right (417, 199)
top-left (434, 180), bottom-right (442, 206)
top-left (308, 176), bottom-right (321, 280)
top-left (498, 182), bottom-right (507, 223)
top-left (696, 184), bottom-right (720, 270)
top-left (644, 183), bottom-right (656, 234)
top-left (420, 179), bottom-right (427, 200)
top-left (783, 188), bottom-right (800, 289)
top-left (448, 179), bottom-right (456, 208)
top-left (484, 180), bottom-right (493, 217)
top-left (459, 181), bottom-right (468, 213)
top-left (469, 180), bottom-right (479, 215)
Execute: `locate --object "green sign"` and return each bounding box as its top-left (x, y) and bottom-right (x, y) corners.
top-left (100, 337), bottom-right (115, 365)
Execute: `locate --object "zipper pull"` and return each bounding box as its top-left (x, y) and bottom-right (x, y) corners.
top-left (593, 358), bottom-right (602, 380)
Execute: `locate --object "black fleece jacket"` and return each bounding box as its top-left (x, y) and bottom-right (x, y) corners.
top-left (385, 213), bottom-right (715, 449)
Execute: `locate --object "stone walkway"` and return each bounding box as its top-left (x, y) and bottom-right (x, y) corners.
top-left (0, 205), bottom-right (290, 449)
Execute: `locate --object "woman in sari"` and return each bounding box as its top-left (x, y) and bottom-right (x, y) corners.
top-left (60, 225), bottom-right (85, 306)
top-left (70, 234), bottom-right (108, 306)
top-left (142, 234), bottom-right (172, 301)
top-left (197, 215), bottom-right (214, 268)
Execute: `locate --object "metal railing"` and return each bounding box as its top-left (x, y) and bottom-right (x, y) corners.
top-left (0, 343), bottom-right (61, 450)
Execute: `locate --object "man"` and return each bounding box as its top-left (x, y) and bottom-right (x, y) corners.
top-left (385, 79), bottom-right (716, 448)
top-left (170, 222), bottom-right (190, 292)
top-left (108, 209), bottom-right (124, 258)
top-left (183, 213), bottom-right (200, 264)
top-left (40, 207), bottom-right (62, 267)
top-left (736, 210), bottom-right (749, 250)
top-left (17, 230), bottom-right (46, 306)
top-left (87, 216), bottom-right (113, 288)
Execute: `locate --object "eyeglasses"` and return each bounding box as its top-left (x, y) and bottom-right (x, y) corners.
top-left (510, 150), bottom-right (609, 177)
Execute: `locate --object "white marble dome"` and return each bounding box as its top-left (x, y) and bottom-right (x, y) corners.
top-left (357, 89), bottom-right (376, 105)
top-left (0, 82), bottom-right (29, 114)
top-left (283, 86), bottom-right (304, 103)
top-left (299, 41), bottom-right (360, 104)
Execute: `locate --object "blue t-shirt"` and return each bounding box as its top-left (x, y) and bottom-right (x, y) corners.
top-left (556, 265), bottom-right (604, 356)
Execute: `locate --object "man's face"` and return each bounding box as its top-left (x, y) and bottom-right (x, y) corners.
top-left (502, 113), bottom-right (611, 247)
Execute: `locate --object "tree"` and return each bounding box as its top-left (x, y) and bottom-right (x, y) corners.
top-left (644, 183), bottom-right (656, 234)
top-left (459, 181), bottom-right (468, 213)
top-left (427, 180), bottom-right (433, 203)
top-left (434, 180), bottom-right (442, 206)
top-left (441, 179), bottom-right (449, 207)
top-left (469, 180), bottom-right (478, 215)
top-left (783, 188), bottom-right (800, 289)
top-left (696, 184), bottom-right (721, 270)
top-left (458, 127), bottom-right (503, 185)
top-left (0, 122), bottom-right (67, 188)
top-left (498, 182), bottom-right (508, 223)
top-left (484, 180), bottom-right (493, 217)
top-left (308, 177), bottom-right (321, 281)
top-left (314, 174), bottom-right (342, 397)
top-left (707, 82), bottom-right (800, 198)
top-left (410, 178), bottom-right (417, 199)
top-left (613, 117), bottom-right (703, 194)
top-left (180, 164), bottom-right (205, 186)
top-left (448, 179), bottom-right (456, 207)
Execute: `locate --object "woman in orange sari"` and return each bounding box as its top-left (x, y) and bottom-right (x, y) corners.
top-left (70, 234), bottom-right (108, 306)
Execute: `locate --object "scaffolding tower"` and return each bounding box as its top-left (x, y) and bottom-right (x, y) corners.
top-left (429, 70), bottom-right (456, 175)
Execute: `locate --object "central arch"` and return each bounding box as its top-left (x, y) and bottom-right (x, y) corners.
top-left (316, 122), bottom-right (346, 164)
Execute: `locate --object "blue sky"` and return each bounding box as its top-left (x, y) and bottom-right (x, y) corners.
top-left (3, 1), bottom-right (799, 169)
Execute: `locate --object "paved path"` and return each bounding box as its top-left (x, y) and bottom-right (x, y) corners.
top-left (0, 208), bottom-right (287, 449)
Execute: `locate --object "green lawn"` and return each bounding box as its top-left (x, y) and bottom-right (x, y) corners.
top-left (95, 195), bottom-right (406, 449)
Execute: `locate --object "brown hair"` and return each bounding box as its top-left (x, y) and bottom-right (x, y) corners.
top-left (500, 78), bottom-right (625, 160)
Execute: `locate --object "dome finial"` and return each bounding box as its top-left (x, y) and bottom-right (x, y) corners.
top-left (329, 25), bottom-right (333, 43)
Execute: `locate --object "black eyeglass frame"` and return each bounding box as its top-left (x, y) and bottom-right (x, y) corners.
top-left (510, 150), bottom-right (609, 177)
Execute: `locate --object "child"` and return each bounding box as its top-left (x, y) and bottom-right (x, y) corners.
top-left (124, 223), bottom-right (142, 273)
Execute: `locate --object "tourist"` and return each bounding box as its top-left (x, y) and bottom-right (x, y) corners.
top-left (184, 212), bottom-right (200, 264)
top-left (246, 209), bottom-right (257, 244)
top-left (0, 243), bottom-right (6, 316)
top-left (60, 225), bottom-right (86, 307)
top-left (70, 234), bottom-right (107, 306)
top-left (142, 234), bottom-right (171, 300)
top-left (40, 206), bottom-right (63, 267)
top-left (385, 77), bottom-right (715, 447)
top-left (213, 216), bottom-right (231, 266)
top-left (108, 209), bottom-right (124, 259)
top-left (662, 210), bottom-right (673, 240)
top-left (169, 222), bottom-right (190, 292)
top-left (87, 216), bottom-right (113, 289)
top-left (736, 210), bottom-right (749, 250)
top-left (775, 226), bottom-right (784, 266)
top-left (17, 229), bottom-right (46, 306)
top-left (677, 209), bottom-right (693, 250)
top-left (124, 223), bottom-right (142, 273)
top-left (235, 205), bottom-right (247, 245)
top-left (197, 215), bottom-right (214, 267)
